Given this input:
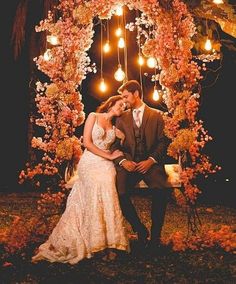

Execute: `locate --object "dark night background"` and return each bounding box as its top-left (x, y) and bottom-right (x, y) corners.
top-left (1, 1), bottom-right (235, 207)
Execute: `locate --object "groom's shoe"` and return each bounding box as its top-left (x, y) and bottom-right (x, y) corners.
top-left (136, 225), bottom-right (149, 246)
top-left (131, 225), bottom-right (149, 255)
top-left (148, 239), bottom-right (168, 256)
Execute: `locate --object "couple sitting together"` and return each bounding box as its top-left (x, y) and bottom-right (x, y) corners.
top-left (32, 80), bottom-right (170, 264)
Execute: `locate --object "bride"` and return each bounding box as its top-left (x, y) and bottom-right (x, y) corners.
top-left (32, 95), bottom-right (129, 264)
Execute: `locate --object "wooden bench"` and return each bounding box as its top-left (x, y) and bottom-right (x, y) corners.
top-left (135, 164), bottom-right (182, 189)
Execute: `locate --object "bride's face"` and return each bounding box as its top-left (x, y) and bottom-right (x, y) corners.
top-left (111, 99), bottom-right (126, 116)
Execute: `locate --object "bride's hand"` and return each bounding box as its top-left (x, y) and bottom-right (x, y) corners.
top-left (110, 150), bottom-right (124, 160)
top-left (115, 128), bottom-right (125, 144)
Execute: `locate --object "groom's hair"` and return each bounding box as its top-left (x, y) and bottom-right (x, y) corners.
top-left (118, 80), bottom-right (142, 98)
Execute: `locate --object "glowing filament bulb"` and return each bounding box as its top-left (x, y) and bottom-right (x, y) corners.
top-left (99, 78), bottom-right (107, 92)
top-left (147, 57), bottom-right (157, 68)
top-left (116, 6), bottom-right (123, 16)
top-left (138, 55), bottom-right (144, 66)
top-left (115, 28), bottom-right (122, 37)
top-left (47, 35), bottom-right (59, 45)
top-left (114, 65), bottom-right (125, 81)
top-left (43, 49), bottom-right (52, 61)
top-left (103, 42), bottom-right (111, 53)
top-left (204, 39), bottom-right (212, 51)
top-left (213, 0), bottom-right (223, 4)
top-left (153, 88), bottom-right (160, 101)
top-left (118, 37), bottom-right (125, 48)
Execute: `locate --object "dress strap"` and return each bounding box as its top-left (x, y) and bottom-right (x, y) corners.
top-left (94, 112), bottom-right (98, 124)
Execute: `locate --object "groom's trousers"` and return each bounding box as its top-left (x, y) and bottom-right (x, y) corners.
top-left (115, 164), bottom-right (170, 241)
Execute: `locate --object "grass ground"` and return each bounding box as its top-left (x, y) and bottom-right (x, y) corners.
top-left (0, 191), bottom-right (235, 283)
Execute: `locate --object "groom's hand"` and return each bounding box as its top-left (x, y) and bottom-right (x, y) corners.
top-left (135, 159), bottom-right (154, 174)
top-left (121, 160), bottom-right (137, 172)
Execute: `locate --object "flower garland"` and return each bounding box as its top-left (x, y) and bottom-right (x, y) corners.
top-left (19, 0), bottom-right (220, 233)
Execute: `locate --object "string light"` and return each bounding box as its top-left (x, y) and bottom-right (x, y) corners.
top-left (153, 87), bottom-right (160, 101)
top-left (138, 54), bottom-right (144, 66)
top-left (213, 0), bottom-right (223, 4)
top-left (115, 6), bottom-right (123, 16)
top-left (103, 20), bottom-right (110, 53)
top-left (114, 13), bottom-right (126, 82)
top-left (152, 65), bottom-right (160, 101)
top-left (99, 78), bottom-right (107, 92)
top-left (114, 64), bottom-right (126, 81)
top-left (99, 20), bottom-right (107, 93)
top-left (136, 10), bottom-right (144, 99)
top-left (147, 57), bottom-right (157, 68)
top-left (137, 28), bottom-right (144, 66)
top-left (46, 35), bottom-right (59, 45)
top-left (123, 7), bottom-right (128, 82)
top-left (204, 39), bottom-right (212, 51)
top-left (43, 49), bottom-right (52, 61)
top-left (103, 41), bottom-right (110, 53)
top-left (115, 27), bottom-right (122, 37)
top-left (118, 37), bottom-right (125, 48)
top-left (204, 19), bottom-right (212, 52)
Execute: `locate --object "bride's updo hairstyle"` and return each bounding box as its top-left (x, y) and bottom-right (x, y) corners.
top-left (96, 95), bottom-right (123, 113)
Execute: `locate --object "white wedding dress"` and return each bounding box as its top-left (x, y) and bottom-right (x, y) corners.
top-left (32, 117), bottom-right (129, 264)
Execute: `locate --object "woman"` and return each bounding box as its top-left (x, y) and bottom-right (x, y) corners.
top-left (32, 95), bottom-right (129, 264)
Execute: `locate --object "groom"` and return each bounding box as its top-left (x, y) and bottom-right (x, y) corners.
top-left (112, 80), bottom-right (170, 251)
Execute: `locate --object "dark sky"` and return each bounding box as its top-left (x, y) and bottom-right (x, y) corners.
top-left (1, 1), bottom-right (235, 206)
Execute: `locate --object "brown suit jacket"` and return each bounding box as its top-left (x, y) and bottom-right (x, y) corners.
top-left (113, 104), bottom-right (168, 166)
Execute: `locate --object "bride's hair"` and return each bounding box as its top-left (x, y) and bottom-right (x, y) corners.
top-left (96, 95), bottom-right (123, 113)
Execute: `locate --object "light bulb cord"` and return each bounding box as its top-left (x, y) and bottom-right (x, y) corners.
top-left (100, 20), bottom-right (103, 79)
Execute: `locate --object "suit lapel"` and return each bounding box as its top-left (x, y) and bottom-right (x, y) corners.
top-left (123, 110), bottom-right (135, 157)
top-left (126, 110), bottom-right (135, 141)
top-left (141, 105), bottom-right (150, 135)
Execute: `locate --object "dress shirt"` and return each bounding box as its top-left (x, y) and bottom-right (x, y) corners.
top-left (132, 103), bottom-right (145, 125)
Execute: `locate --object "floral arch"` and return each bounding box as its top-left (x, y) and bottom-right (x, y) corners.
top-left (20, 0), bottom-right (219, 231)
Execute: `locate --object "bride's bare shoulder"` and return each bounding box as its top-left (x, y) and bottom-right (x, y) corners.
top-left (88, 112), bottom-right (96, 117)
top-left (85, 112), bottom-right (97, 124)
top-left (87, 112), bottom-right (97, 119)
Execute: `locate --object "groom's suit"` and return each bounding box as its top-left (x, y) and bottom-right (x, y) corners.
top-left (113, 104), bottom-right (170, 242)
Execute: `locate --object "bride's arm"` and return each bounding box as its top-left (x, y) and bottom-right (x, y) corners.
top-left (83, 113), bottom-right (122, 160)
top-left (115, 128), bottom-right (125, 145)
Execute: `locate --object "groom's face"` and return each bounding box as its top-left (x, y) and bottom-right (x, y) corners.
top-left (121, 89), bottom-right (136, 109)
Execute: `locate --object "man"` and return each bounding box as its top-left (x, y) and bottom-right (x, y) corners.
top-left (112, 80), bottom-right (170, 251)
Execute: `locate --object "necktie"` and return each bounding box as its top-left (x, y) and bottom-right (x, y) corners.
top-left (134, 109), bottom-right (141, 128)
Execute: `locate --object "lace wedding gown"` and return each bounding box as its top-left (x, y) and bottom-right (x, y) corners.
top-left (32, 118), bottom-right (129, 264)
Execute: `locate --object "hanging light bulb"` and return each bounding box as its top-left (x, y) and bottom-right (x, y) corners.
top-left (47, 35), bottom-right (59, 45)
top-left (153, 87), bottom-right (160, 101)
top-left (147, 57), bottom-right (157, 68)
top-left (99, 78), bottom-right (107, 92)
top-left (118, 37), bottom-right (125, 48)
top-left (114, 65), bottom-right (126, 81)
top-left (138, 54), bottom-right (144, 66)
top-left (204, 39), bottom-right (212, 51)
top-left (115, 27), bottom-right (122, 37)
top-left (103, 41), bottom-right (111, 53)
top-left (43, 49), bottom-right (52, 61)
top-left (116, 6), bottom-right (123, 16)
top-left (213, 0), bottom-right (223, 4)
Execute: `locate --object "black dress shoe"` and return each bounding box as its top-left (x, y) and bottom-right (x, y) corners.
top-left (130, 226), bottom-right (149, 255)
top-left (148, 240), bottom-right (167, 256)
top-left (136, 225), bottom-right (149, 245)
